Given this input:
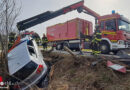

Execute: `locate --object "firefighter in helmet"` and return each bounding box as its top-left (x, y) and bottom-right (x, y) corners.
top-left (8, 32), bottom-right (16, 49)
top-left (91, 24), bottom-right (102, 55)
top-left (42, 34), bottom-right (48, 50)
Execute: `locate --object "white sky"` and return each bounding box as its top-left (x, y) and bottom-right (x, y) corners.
top-left (17, 0), bottom-right (130, 37)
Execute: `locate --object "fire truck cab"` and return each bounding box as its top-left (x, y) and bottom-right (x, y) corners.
top-left (99, 13), bottom-right (130, 54)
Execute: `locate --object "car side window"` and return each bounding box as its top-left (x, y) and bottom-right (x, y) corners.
top-left (28, 46), bottom-right (35, 55)
top-left (27, 40), bottom-right (34, 46)
top-left (105, 19), bottom-right (116, 30)
top-left (27, 40), bottom-right (37, 57)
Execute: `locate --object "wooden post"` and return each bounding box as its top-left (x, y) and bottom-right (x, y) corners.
top-left (63, 46), bottom-right (77, 59)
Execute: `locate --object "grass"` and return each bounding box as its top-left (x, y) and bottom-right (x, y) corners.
top-left (43, 52), bottom-right (130, 90)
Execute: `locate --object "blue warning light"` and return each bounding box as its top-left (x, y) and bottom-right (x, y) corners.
top-left (112, 10), bottom-right (115, 14)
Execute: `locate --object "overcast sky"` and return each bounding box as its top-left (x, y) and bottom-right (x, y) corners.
top-left (17, 0), bottom-right (130, 37)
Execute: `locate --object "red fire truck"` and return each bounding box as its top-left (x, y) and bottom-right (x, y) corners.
top-left (17, 0), bottom-right (130, 54)
top-left (47, 18), bottom-right (93, 50)
top-left (47, 13), bottom-right (130, 54)
top-left (98, 13), bottom-right (130, 54)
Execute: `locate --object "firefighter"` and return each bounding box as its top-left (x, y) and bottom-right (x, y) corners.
top-left (8, 32), bottom-right (16, 49)
top-left (33, 32), bottom-right (41, 46)
top-left (36, 38), bottom-right (40, 46)
top-left (42, 34), bottom-right (48, 50)
top-left (91, 24), bottom-right (102, 56)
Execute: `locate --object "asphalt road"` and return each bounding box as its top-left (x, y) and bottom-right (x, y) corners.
top-left (39, 47), bottom-right (130, 59)
top-left (40, 47), bottom-right (123, 58)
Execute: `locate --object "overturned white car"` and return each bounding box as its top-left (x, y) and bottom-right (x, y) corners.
top-left (8, 36), bottom-right (48, 90)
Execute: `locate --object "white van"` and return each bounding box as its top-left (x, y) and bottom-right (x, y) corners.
top-left (8, 36), bottom-right (48, 90)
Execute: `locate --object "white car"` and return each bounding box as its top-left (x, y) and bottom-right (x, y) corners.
top-left (8, 36), bottom-right (48, 90)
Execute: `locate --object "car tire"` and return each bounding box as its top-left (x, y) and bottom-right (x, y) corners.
top-left (100, 41), bottom-right (110, 54)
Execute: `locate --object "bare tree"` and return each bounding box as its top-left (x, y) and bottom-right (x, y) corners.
top-left (0, 0), bottom-right (21, 82)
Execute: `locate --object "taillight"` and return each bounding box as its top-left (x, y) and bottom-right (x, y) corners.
top-left (0, 76), bottom-right (4, 86)
top-left (36, 65), bottom-right (44, 74)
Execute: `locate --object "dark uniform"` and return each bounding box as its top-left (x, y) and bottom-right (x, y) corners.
top-left (42, 36), bottom-right (48, 50)
top-left (8, 33), bottom-right (16, 49)
top-left (35, 38), bottom-right (40, 46)
top-left (91, 26), bottom-right (102, 55)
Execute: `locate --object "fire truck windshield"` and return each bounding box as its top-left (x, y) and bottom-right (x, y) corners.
top-left (118, 20), bottom-right (130, 32)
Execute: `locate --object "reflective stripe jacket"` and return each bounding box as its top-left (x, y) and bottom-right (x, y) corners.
top-left (92, 29), bottom-right (102, 43)
top-left (42, 37), bottom-right (48, 44)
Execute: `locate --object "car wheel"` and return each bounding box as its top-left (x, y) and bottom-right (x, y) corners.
top-left (100, 41), bottom-right (110, 54)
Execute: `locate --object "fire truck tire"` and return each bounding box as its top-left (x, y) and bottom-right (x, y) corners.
top-left (56, 44), bottom-right (62, 50)
top-left (100, 41), bottom-right (110, 54)
top-left (63, 42), bottom-right (70, 48)
top-left (113, 50), bottom-right (118, 55)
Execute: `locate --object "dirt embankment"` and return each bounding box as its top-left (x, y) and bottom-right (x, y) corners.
top-left (42, 52), bottom-right (130, 90)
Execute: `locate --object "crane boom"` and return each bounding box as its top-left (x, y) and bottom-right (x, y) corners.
top-left (82, 6), bottom-right (100, 19)
top-left (17, 0), bottom-right (100, 31)
top-left (17, 1), bottom-right (84, 31)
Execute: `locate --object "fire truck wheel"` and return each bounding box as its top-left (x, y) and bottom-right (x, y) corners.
top-left (100, 41), bottom-right (110, 54)
top-left (56, 44), bottom-right (62, 50)
top-left (63, 42), bottom-right (70, 48)
top-left (113, 50), bottom-right (118, 55)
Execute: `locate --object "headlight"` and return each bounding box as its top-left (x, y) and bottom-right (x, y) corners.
top-left (118, 40), bottom-right (125, 45)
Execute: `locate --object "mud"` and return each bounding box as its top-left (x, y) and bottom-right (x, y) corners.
top-left (42, 51), bottom-right (130, 90)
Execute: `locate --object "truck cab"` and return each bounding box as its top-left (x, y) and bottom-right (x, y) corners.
top-left (98, 13), bottom-right (130, 54)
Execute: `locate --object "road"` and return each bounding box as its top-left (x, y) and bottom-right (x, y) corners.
top-left (39, 47), bottom-right (128, 59)
top-left (52, 49), bottom-right (123, 58)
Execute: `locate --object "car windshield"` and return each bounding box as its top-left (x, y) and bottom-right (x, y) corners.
top-left (118, 20), bottom-right (130, 32)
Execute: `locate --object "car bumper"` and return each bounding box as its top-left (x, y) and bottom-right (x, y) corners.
top-left (20, 64), bottom-right (48, 90)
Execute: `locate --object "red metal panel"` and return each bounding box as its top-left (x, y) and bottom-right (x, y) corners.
top-left (67, 19), bottom-right (78, 39)
top-left (47, 23), bottom-right (67, 41)
top-left (47, 18), bottom-right (93, 41)
top-left (88, 21), bottom-right (93, 35)
top-left (81, 19), bottom-right (93, 36)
